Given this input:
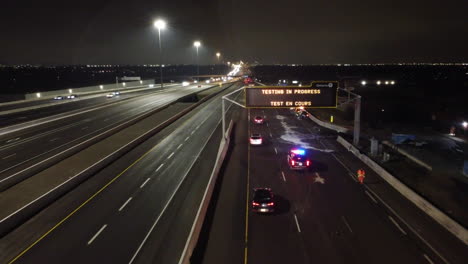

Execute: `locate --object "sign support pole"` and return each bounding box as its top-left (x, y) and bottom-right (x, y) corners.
top-left (353, 95), bottom-right (361, 146)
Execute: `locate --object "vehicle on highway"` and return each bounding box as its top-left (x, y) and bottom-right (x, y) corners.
top-left (112, 91), bottom-right (121, 95)
top-left (53, 95), bottom-right (64, 100)
top-left (253, 116), bottom-right (264, 124)
top-left (249, 133), bottom-right (263, 145)
top-left (67, 94), bottom-right (78, 99)
top-left (106, 93), bottom-right (115, 98)
top-left (252, 188), bottom-right (275, 213)
top-left (287, 148), bottom-right (311, 170)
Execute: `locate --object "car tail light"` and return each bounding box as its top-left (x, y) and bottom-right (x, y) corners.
top-left (252, 202), bottom-right (259, 206)
top-left (291, 160), bottom-right (295, 166)
top-left (306, 160), bottom-right (310, 166)
top-left (267, 202), bottom-right (274, 206)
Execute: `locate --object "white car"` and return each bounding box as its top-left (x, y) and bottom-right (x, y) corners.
top-left (54, 95), bottom-right (64, 100)
top-left (249, 134), bottom-right (263, 145)
top-left (106, 93), bottom-right (115, 98)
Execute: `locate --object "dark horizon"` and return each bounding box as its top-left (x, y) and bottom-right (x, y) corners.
top-left (1, 0), bottom-right (467, 65)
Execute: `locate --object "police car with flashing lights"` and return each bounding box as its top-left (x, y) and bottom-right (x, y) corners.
top-left (287, 148), bottom-right (311, 170)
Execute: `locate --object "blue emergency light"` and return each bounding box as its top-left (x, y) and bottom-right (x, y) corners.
top-left (291, 149), bottom-right (306, 155)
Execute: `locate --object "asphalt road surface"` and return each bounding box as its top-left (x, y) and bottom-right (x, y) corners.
top-left (201, 107), bottom-right (467, 264)
top-left (2, 83), bottom-right (243, 264)
top-left (0, 84), bottom-right (215, 188)
top-left (0, 84), bottom-right (180, 128)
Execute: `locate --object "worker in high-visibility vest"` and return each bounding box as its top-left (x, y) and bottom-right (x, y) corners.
top-left (357, 169), bottom-right (366, 184)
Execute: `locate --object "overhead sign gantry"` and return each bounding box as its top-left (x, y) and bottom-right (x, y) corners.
top-left (245, 81), bottom-right (338, 108)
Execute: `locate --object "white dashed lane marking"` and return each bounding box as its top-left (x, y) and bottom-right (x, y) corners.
top-left (87, 224), bottom-right (107, 245)
top-left (119, 197), bottom-right (132, 212)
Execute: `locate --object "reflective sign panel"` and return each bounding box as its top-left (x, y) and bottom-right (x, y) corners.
top-left (245, 81), bottom-right (338, 108)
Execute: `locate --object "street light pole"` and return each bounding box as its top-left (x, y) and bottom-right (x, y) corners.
top-left (216, 52), bottom-right (221, 64)
top-left (194, 41), bottom-right (201, 81)
top-left (154, 19), bottom-right (166, 89)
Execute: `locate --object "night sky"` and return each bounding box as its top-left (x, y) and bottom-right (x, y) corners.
top-left (1, 0), bottom-right (467, 65)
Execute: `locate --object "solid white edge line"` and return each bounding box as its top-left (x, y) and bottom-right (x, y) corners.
top-left (6, 137), bottom-right (20, 143)
top-left (388, 215), bottom-right (407, 235)
top-left (281, 171), bottom-right (286, 182)
top-left (155, 163), bottom-right (164, 172)
top-left (293, 214), bottom-right (301, 233)
top-left (140, 178), bottom-right (150, 188)
top-left (365, 190), bottom-right (378, 204)
top-left (2, 153), bottom-right (16, 160)
top-left (87, 224), bottom-right (107, 245)
top-left (191, 131), bottom-right (195, 135)
top-left (119, 197), bottom-right (133, 212)
top-left (184, 136), bottom-right (190, 141)
top-left (423, 254), bottom-right (435, 264)
top-left (177, 143), bottom-right (183, 150)
top-left (167, 152), bottom-right (175, 160)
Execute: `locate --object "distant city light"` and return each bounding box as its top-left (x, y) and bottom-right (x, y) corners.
top-left (390, 80), bottom-right (395, 85)
top-left (36, 92), bottom-right (41, 98)
top-left (123, 82), bottom-right (126, 86)
top-left (205, 80), bottom-right (210, 83)
top-left (381, 109), bottom-right (385, 112)
top-left (69, 89), bottom-right (73, 93)
top-left (292, 80), bottom-right (298, 84)
top-left (140, 80), bottom-right (143, 84)
top-left (463, 121), bottom-right (468, 128)
top-left (385, 81), bottom-right (389, 85)
top-left (377, 80), bottom-right (381, 85)
top-left (361, 80), bottom-right (367, 86)
top-left (182, 81), bottom-right (190, 86)
top-left (99, 85), bottom-right (104, 89)
top-left (149, 84), bottom-right (154, 88)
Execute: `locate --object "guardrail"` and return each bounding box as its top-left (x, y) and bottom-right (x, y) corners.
top-left (382, 140), bottom-right (433, 171)
top-left (307, 112), bottom-right (349, 134)
top-left (336, 135), bottom-right (468, 245)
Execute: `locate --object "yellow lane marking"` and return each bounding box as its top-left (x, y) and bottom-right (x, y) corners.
top-left (8, 111), bottom-right (199, 263)
top-left (244, 108), bottom-right (250, 264)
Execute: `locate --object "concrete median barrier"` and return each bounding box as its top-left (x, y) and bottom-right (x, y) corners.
top-left (179, 120), bottom-right (235, 264)
top-left (0, 82), bottom-right (238, 237)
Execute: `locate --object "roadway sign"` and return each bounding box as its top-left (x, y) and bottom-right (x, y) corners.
top-left (245, 81), bottom-right (338, 108)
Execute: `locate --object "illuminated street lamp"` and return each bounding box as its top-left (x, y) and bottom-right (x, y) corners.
top-left (463, 121), bottom-right (468, 129)
top-left (216, 52), bottom-right (221, 63)
top-left (361, 80), bottom-right (367, 86)
top-left (154, 19), bottom-right (166, 88)
top-left (376, 80), bottom-right (381, 85)
top-left (194, 41), bottom-right (201, 80)
top-left (390, 80), bottom-right (395, 85)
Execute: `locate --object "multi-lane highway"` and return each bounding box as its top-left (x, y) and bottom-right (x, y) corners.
top-left (1, 78), bottom-right (467, 264)
top-left (0, 81), bottom-right (244, 263)
top-left (0, 83), bottom-right (218, 189)
top-left (201, 106), bottom-right (468, 264)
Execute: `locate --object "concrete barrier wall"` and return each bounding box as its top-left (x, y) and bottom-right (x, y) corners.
top-left (307, 112), bottom-right (349, 134)
top-left (336, 136), bottom-right (468, 245)
top-left (179, 120), bottom-right (234, 264)
top-left (24, 80), bottom-right (154, 100)
top-left (382, 140), bottom-right (433, 171)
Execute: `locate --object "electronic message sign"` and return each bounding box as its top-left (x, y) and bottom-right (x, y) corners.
top-left (245, 81), bottom-right (338, 108)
